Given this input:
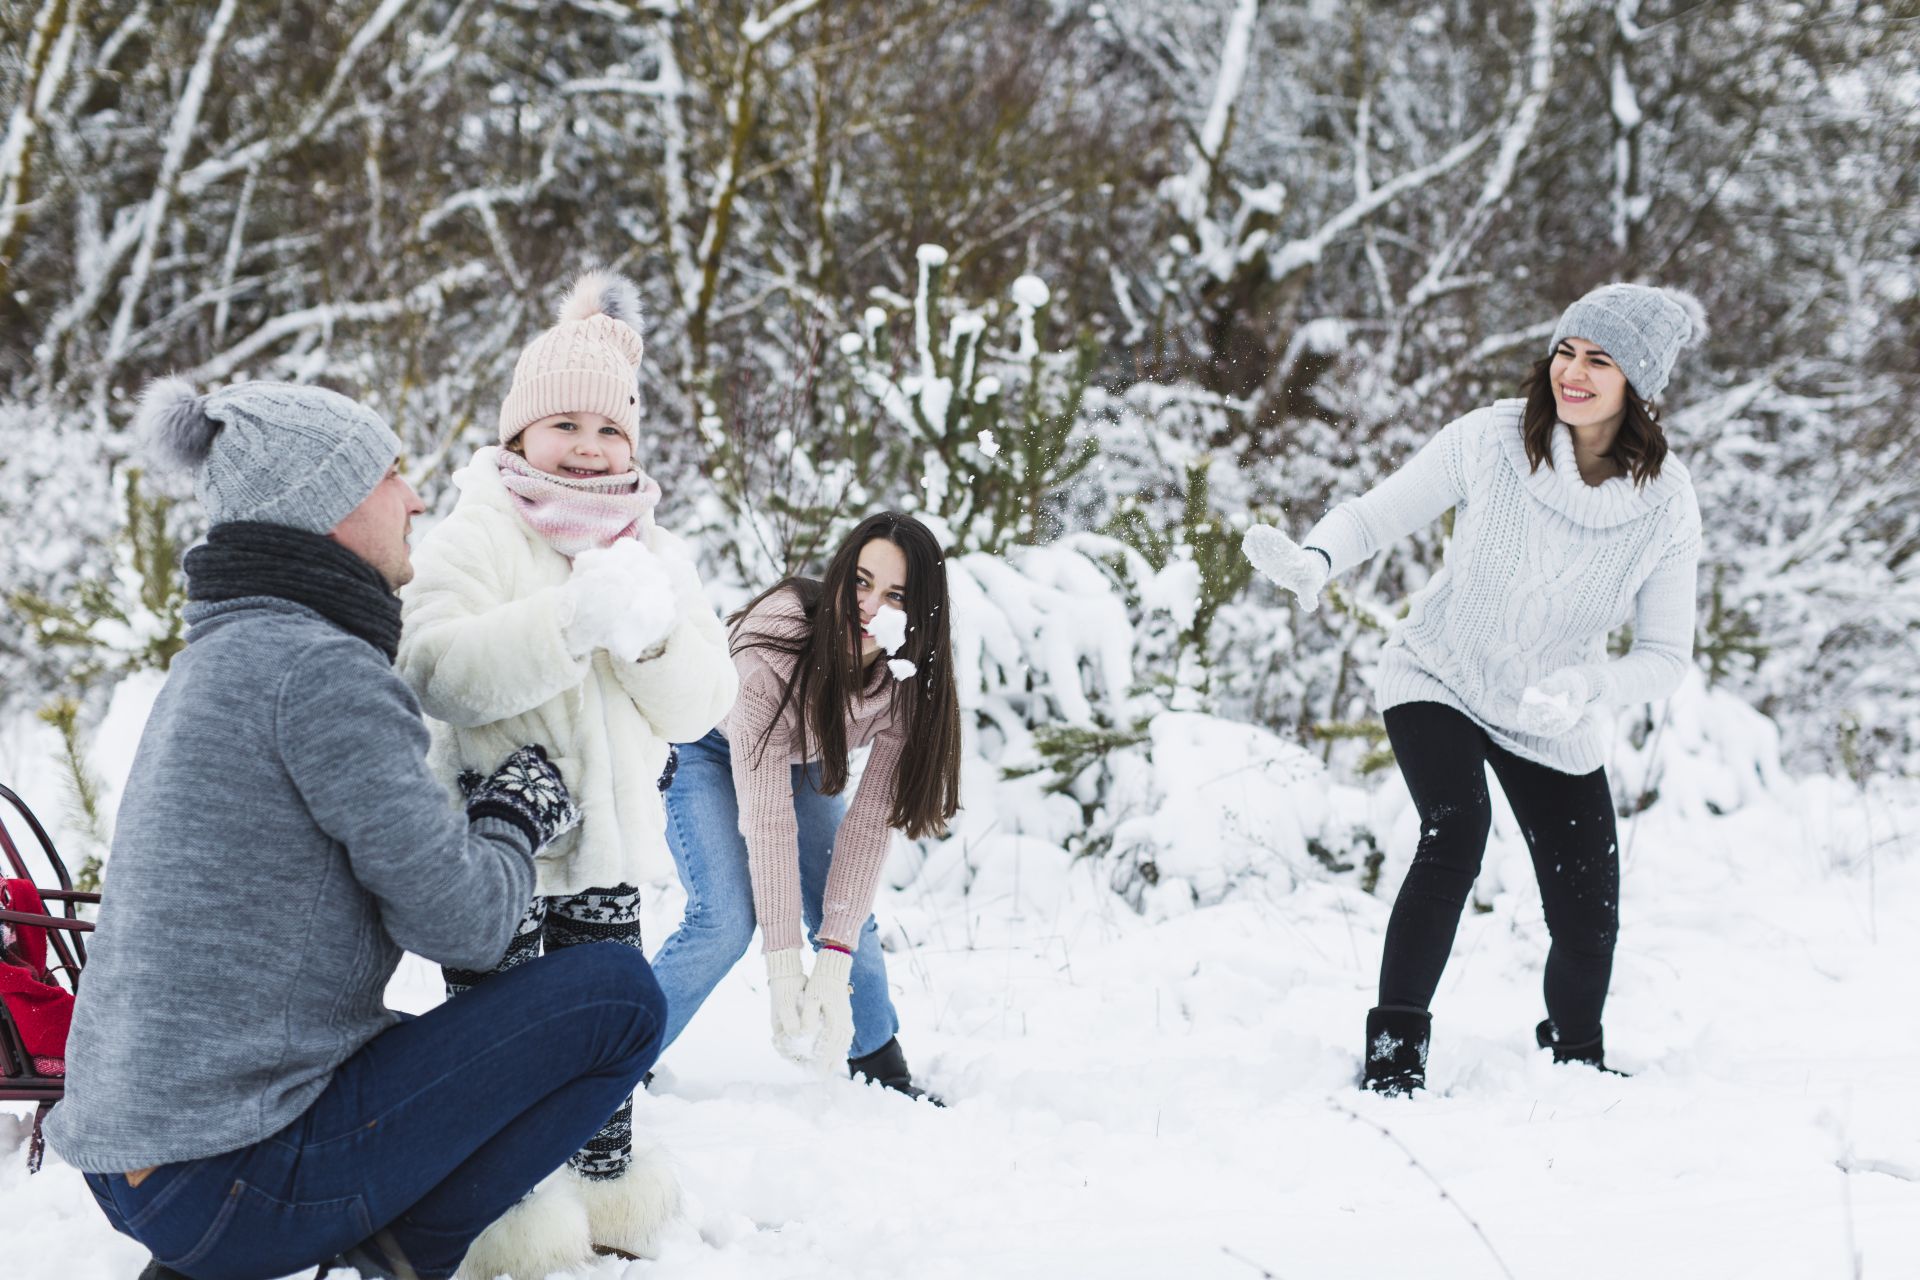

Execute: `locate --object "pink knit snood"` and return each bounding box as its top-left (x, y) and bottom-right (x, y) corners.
top-left (496, 449), bottom-right (662, 558)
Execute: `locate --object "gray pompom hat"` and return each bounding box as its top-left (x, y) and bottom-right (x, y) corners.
top-left (137, 378), bottom-right (404, 533)
top-left (1548, 283), bottom-right (1709, 401)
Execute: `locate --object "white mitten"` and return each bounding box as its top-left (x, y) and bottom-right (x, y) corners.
top-left (765, 947), bottom-right (815, 1064)
top-left (561, 539), bottom-right (678, 662)
top-left (801, 947), bottom-right (856, 1074)
top-left (1516, 668), bottom-right (1594, 738)
top-left (1242, 524), bottom-right (1330, 612)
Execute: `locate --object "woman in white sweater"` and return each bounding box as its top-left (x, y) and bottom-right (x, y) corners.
top-left (398, 272), bottom-right (737, 1273)
top-left (1244, 283), bottom-right (1706, 1095)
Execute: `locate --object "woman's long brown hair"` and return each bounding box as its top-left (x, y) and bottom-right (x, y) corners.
top-left (1519, 349), bottom-right (1669, 486)
top-left (729, 511), bottom-right (962, 840)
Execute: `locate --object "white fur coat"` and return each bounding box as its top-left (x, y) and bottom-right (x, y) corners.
top-left (398, 447), bottom-right (738, 895)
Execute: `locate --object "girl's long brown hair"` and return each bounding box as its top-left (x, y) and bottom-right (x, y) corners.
top-left (729, 511), bottom-right (962, 840)
top-left (1519, 350), bottom-right (1669, 486)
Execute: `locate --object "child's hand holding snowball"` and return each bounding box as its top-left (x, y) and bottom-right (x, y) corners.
top-left (561, 538), bottom-right (678, 662)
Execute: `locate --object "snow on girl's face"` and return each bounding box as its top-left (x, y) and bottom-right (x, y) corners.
top-left (854, 538), bottom-right (908, 662)
top-left (514, 410), bottom-right (635, 479)
top-left (867, 606), bottom-right (909, 655)
top-left (1549, 337), bottom-right (1630, 435)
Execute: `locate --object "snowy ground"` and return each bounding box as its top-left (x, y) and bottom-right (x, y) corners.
top-left (5, 736), bottom-right (1919, 1279)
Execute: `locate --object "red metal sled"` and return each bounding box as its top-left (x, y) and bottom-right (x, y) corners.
top-left (0, 782), bottom-right (98, 1168)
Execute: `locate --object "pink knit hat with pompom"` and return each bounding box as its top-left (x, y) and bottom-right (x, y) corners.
top-left (498, 270), bottom-right (646, 447)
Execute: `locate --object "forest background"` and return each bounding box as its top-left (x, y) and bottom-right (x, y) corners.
top-left (2, 0), bottom-right (1917, 897)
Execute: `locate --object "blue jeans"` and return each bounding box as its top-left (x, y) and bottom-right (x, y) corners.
top-left (653, 728), bottom-right (900, 1059)
top-left (81, 943), bottom-right (664, 1280)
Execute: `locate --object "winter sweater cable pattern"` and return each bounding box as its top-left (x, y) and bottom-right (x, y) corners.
top-left (726, 589), bottom-right (905, 952)
top-left (1303, 399), bottom-right (1702, 775)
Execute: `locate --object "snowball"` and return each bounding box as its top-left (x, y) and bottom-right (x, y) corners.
top-left (569, 539), bottom-right (677, 661)
top-left (866, 603), bottom-right (909, 654)
top-left (1522, 684), bottom-right (1577, 717)
top-left (1011, 275), bottom-right (1051, 309)
top-left (888, 658), bottom-right (918, 680)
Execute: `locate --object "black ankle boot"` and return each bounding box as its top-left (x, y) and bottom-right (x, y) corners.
top-left (1535, 1019), bottom-right (1622, 1073)
top-left (1362, 1006), bottom-right (1431, 1096)
top-left (849, 1037), bottom-right (944, 1106)
top-left (140, 1264), bottom-right (190, 1280)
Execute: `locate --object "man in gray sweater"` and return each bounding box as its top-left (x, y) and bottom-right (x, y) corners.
top-left (45, 379), bottom-right (667, 1280)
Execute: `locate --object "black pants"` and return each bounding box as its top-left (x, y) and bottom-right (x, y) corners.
top-left (1378, 702), bottom-right (1620, 1043)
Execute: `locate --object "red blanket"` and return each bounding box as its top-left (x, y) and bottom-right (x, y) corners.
top-left (0, 878), bottom-right (72, 1076)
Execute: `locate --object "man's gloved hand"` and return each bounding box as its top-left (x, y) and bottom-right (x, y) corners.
top-left (1515, 669), bottom-right (1594, 738)
top-left (463, 745), bottom-right (581, 854)
top-left (801, 947), bottom-right (856, 1074)
top-left (1242, 524), bottom-right (1331, 612)
top-left (765, 947), bottom-right (816, 1064)
top-left (561, 539), bottom-right (678, 662)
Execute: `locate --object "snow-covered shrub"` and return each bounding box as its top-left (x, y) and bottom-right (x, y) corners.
top-left (11, 468), bottom-right (187, 690)
top-left (837, 247), bottom-right (1098, 556)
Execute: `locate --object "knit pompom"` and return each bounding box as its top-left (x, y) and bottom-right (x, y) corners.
top-left (557, 270), bottom-right (644, 333)
top-left (1662, 287), bottom-right (1709, 349)
top-left (138, 376), bottom-right (222, 471)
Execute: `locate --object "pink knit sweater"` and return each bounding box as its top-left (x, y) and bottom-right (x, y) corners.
top-left (725, 588), bottom-right (905, 952)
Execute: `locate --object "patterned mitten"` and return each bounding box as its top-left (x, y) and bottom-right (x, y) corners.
top-left (464, 745), bottom-right (582, 853)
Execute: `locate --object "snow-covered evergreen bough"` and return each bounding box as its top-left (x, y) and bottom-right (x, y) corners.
top-left (1244, 282), bottom-right (1708, 1095)
top-left (651, 510), bottom-right (962, 1101)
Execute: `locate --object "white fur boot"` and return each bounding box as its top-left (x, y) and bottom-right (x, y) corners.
top-left (570, 1145), bottom-right (683, 1261)
top-left (454, 1168), bottom-right (594, 1280)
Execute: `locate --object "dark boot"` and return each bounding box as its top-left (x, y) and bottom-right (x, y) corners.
top-left (314, 1230), bottom-right (422, 1280)
top-left (139, 1264), bottom-right (190, 1280)
top-left (849, 1037), bottom-right (944, 1106)
top-left (1535, 1019), bottom-right (1623, 1074)
top-left (1362, 1005), bottom-right (1431, 1096)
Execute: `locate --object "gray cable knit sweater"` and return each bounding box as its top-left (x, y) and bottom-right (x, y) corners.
top-left (1305, 399), bottom-right (1702, 774)
top-left (45, 597), bottom-right (536, 1173)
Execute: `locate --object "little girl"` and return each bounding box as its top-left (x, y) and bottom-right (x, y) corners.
top-left (398, 271), bottom-right (737, 1276)
top-left (650, 511), bottom-right (961, 1098)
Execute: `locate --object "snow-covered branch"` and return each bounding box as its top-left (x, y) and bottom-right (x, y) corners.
top-left (1267, 126), bottom-right (1494, 284)
top-left (182, 261), bottom-right (491, 384)
top-left (0, 0), bottom-right (79, 291)
top-left (1167, 0), bottom-right (1262, 227)
top-left (100, 0), bottom-right (240, 381)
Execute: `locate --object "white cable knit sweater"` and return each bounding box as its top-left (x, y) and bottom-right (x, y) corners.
top-left (1304, 399), bottom-right (1702, 775)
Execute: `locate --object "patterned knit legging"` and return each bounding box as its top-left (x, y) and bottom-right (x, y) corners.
top-left (444, 884), bottom-right (643, 1179)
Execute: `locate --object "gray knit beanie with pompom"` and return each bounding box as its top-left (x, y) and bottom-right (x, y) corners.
top-left (138, 379), bottom-right (404, 534)
top-left (1548, 282), bottom-right (1709, 402)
